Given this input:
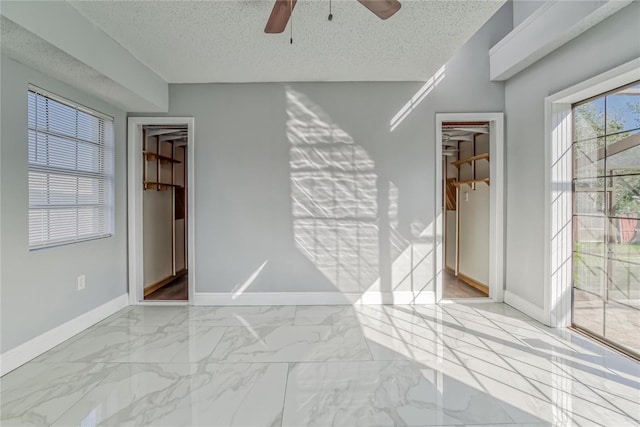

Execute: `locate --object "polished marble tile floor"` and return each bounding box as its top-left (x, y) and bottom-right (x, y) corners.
top-left (2, 303), bottom-right (639, 426)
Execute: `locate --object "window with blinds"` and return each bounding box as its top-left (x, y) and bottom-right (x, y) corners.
top-left (28, 86), bottom-right (114, 249)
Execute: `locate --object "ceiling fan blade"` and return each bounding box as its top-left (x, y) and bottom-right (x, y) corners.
top-left (265, 0), bottom-right (297, 34)
top-left (357, 0), bottom-right (401, 20)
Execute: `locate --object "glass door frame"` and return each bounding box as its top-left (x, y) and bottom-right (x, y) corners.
top-left (571, 80), bottom-right (640, 359)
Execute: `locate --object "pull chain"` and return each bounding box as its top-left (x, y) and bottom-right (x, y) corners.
top-left (290, 0), bottom-right (293, 44)
top-left (328, 0), bottom-right (333, 21)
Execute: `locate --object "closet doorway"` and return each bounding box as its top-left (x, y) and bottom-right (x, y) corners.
top-left (442, 122), bottom-right (491, 299)
top-left (142, 125), bottom-right (189, 301)
top-left (128, 117), bottom-right (195, 304)
top-left (435, 113), bottom-right (504, 303)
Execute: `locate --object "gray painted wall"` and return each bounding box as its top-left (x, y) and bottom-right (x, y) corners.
top-left (512, 0), bottom-right (545, 27)
top-left (504, 2), bottom-right (640, 308)
top-left (134, 3), bottom-right (512, 295)
top-left (0, 56), bottom-right (128, 353)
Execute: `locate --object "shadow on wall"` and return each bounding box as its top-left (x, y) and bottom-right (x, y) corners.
top-left (286, 87), bottom-right (434, 302)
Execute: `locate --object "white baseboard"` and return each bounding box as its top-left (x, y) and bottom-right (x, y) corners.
top-left (0, 294), bottom-right (129, 376)
top-left (194, 290), bottom-right (436, 306)
top-left (504, 290), bottom-right (545, 324)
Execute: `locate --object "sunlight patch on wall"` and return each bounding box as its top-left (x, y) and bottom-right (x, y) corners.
top-left (390, 65), bottom-right (446, 132)
top-left (367, 219), bottom-right (435, 300)
top-left (231, 261), bottom-right (269, 300)
top-left (287, 88), bottom-right (382, 293)
top-left (287, 88), bottom-right (433, 298)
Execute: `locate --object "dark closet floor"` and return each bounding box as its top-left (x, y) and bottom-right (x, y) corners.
top-left (145, 274), bottom-right (189, 301)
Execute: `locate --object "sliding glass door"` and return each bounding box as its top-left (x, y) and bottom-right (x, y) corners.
top-left (572, 81), bottom-right (640, 357)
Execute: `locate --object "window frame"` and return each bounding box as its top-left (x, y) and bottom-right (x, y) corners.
top-left (27, 85), bottom-right (115, 250)
top-left (544, 58), bottom-right (640, 333)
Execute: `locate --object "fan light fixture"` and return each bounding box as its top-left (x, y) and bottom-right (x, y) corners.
top-left (264, 0), bottom-right (402, 43)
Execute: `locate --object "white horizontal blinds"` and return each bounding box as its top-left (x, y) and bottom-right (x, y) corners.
top-left (28, 87), bottom-right (114, 249)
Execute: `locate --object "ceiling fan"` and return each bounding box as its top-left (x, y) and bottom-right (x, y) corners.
top-left (265, 0), bottom-right (402, 34)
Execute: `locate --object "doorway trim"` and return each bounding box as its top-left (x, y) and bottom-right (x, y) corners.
top-left (127, 117), bottom-right (195, 304)
top-left (543, 58), bottom-right (640, 327)
top-left (435, 113), bottom-right (505, 303)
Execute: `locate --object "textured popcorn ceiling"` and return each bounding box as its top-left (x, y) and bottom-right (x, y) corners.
top-left (69, 0), bottom-right (505, 83)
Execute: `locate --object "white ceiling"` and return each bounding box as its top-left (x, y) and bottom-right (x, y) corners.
top-left (68, 0), bottom-right (505, 83)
